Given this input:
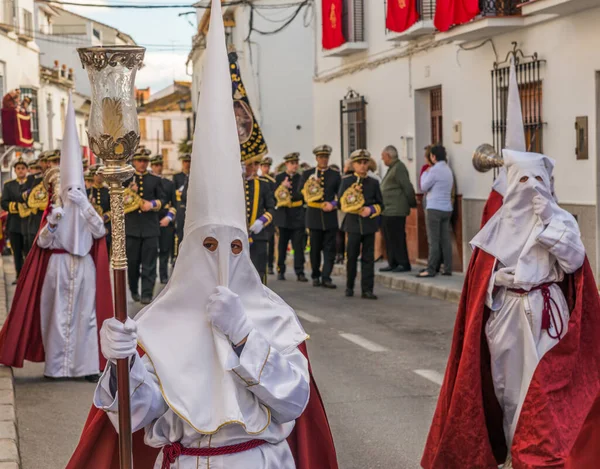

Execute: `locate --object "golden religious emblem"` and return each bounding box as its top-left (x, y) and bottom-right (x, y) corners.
top-left (330, 3), bottom-right (337, 29)
top-left (28, 184), bottom-right (49, 211)
top-left (398, 0), bottom-right (407, 8)
top-left (340, 182), bottom-right (365, 214)
top-left (123, 187), bottom-right (143, 214)
top-left (301, 175), bottom-right (324, 203)
top-left (275, 183), bottom-right (292, 208)
top-left (17, 203), bottom-right (31, 218)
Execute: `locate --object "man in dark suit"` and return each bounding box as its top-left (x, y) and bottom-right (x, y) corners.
top-left (87, 164), bottom-right (111, 254)
top-left (173, 153), bottom-right (190, 251)
top-left (125, 149), bottom-right (166, 304)
top-left (151, 155), bottom-right (177, 284)
top-left (259, 156), bottom-right (277, 275)
top-left (339, 149), bottom-right (384, 300)
top-left (301, 145), bottom-right (342, 289)
top-left (273, 152), bottom-right (307, 282)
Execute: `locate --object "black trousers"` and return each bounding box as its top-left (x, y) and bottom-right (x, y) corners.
top-left (336, 229), bottom-right (345, 260)
top-left (158, 225), bottom-right (174, 282)
top-left (277, 227), bottom-right (305, 276)
top-left (381, 216), bottom-right (411, 270)
top-left (346, 232), bottom-right (375, 293)
top-left (309, 228), bottom-right (336, 281)
top-left (250, 240), bottom-right (268, 285)
top-left (126, 235), bottom-right (158, 299)
top-left (9, 231), bottom-right (25, 277)
top-left (267, 231), bottom-right (275, 271)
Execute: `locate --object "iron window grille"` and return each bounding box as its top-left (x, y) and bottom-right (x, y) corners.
top-left (19, 88), bottom-right (39, 143)
top-left (491, 43), bottom-right (545, 154)
top-left (340, 89), bottom-right (367, 165)
top-left (384, 0), bottom-right (436, 33)
top-left (480, 0), bottom-right (520, 16)
top-left (342, 0), bottom-right (365, 43)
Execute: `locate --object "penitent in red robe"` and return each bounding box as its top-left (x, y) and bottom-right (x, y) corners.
top-left (65, 342), bottom-right (339, 469)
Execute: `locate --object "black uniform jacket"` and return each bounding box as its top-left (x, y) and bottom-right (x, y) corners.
top-left (88, 184), bottom-right (111, 226)
top-left (1, 178), bottom-right (28, 233)
top-left (124, 171), bottom-right (166, 238)
top-left (159, 177), bottom-right (177, 223)
top-left (246, 177), bottom-right (275, 242)
top-left (339, 173), bottom-right (384, 235)
top-left (173, 172), bottom-right (188, 238)
top-left (301, 167), bottom-right (341, 231)
top-left (273, 172), bottom-right (304, 230)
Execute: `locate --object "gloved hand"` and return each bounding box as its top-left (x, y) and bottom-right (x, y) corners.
top-left (207, 286), bottom-right (253, 345)
top-left (47, 206), bottom-right (64, 225)
top-left (533, 194), bottom-right (553, 225)
top-left (68, 188), bottom-right (89, 208)
top-left (100, 317), bottom-right (138, 363)
top-left (249, 219), bottom-right (264, 235)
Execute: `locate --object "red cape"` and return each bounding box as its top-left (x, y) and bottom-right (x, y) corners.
top-left (0, 225), bottom-right (114, 370)
top-left (66, 342), bottom-right (339, 469)
top-left (422, 192), bottom-right (600, 469)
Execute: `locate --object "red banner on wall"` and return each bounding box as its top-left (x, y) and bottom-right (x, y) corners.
top-left (434, 0), bottom-right (480, 32)
top-left (1, 109), bottom-right (33, 148)
top-left (386, 0), bottom-right (420, 33)
top-left (322, 0), bottom-right (345, 50)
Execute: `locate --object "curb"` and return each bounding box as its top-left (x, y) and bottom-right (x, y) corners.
top-left (0, 256), bottom-right (20, 469)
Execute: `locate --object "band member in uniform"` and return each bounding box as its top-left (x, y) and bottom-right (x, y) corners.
top-left (245, 158), bottom-right (275, 283)
top-left (274, 152), bottom-right (307, 282)
top-left (173, 153), bottom-right (191, 248)
top-left (125, 149), bottom-right (166, 305)
top-left (339, 149), bottom-right (384, 300)
top-left (259, 156), bottom-right (277, 275)
top-left (301, 145), bottom-right (341, 289)
top-left (150, 155), bottom-right (177, 284)
top-left (87, 164), bottom-right (111, 254)
top-left (1, 158), bottom-right (30, 279)
top-left (84, 169), bottom-right (94, 191)
top-left (22, 152), bottom-right (51, 246)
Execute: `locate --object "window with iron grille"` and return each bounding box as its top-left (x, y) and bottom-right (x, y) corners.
top-left (430, 86), bottom-right (443, 144)
top-left (342, 0), bottom-right (365, 42)
top-left (480, 0), bottom-right (519, 17)
top-left (491, 50), bottom-right (545, 153)
top-left (19, 88), bottom-right (39, 142)
top-left (384, 0), bottom-right (435, 30)
top-left (340, 89), bottom-right (367, 165)
top-left (163, 119), bottom-right (172, 142)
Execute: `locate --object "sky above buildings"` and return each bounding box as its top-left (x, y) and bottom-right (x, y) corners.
top-left (66, 0), bottom-right (197, 94)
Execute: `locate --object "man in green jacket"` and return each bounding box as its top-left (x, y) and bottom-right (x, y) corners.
top-left (379, 145), bottom-right (416, 272)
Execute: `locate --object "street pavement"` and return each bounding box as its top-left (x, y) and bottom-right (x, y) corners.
top-left (8, 262), bottom-right (458, 469)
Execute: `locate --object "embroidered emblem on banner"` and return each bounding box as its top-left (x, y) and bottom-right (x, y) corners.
top-left (398, 0), bottom-right (407, 8)
top-left (330, 4), bottom-right (337, 29)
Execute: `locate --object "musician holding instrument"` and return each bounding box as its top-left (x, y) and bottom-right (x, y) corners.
top-left (87, 164), bottom-right (111, 254)
top-left (339, 149), bottom-right (383, 300)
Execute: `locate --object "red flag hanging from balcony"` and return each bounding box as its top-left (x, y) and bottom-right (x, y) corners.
top-left (322, 0), bottom-right (345, 49)
top-left (386, 0), bottom-right (419, 33)
top-left (434, 0), bottom-right (480, 32)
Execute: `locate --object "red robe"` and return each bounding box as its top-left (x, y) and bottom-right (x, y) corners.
top-left (65, 342), bottom-right (339, 469)
top-left (0, 221), bottom-right (113, 371)
top-left (422, 192), bottom-right (600, 469)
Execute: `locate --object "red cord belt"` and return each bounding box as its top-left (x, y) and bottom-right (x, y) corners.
top-left (161, 439), bottom-right (267, 468)
top-left (508, 282), bottom-right (564, 339)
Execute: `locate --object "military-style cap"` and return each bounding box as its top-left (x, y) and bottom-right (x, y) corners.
top-left (260, 156), bottom-right (273, 166)
top-left (38, 151), bottom-right (48, 162)
top-left (179, 153), bottom-right (192, 162)
top-left (82, 158), bottom-right (89, 167)
top-left (150, 155), bottom-right (164, 165)
top-left (313, 145), bottom-right (332, 157)
top-left (89, 164), bottom-right (101, 176)
top-left (84, 170), bottom-right (94, 181)
top-left (132, 148), bottom-right (152, 161)
top-left (283, 152), bottom-right (300, 163)
top-left (29, 159), bottom-right (41, 170)
top-left (350, 149), bottom-right (371, 162)
top-left (46, 149), bottom-right (61, 162)
top-left (13, 157), bottom-right (28, 168)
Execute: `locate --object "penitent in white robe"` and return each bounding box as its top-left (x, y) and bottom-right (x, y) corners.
top-left (37, 205), bottom-right (106, 378)
top-left (484, 216), bottom-right (585, 450)
top-left (94, 329), bottom-right (310, 469)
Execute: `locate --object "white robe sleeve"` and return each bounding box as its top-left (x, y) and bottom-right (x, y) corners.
top-left (81, 204), bottom-right (107, 239)
top-left (93, 352), bottom-right (168, 433)
top-left (536, 215), bottom-right (585, 274)
top-left (226, 329), bottom-right (310, 424)
top-left (37, 224), bottom-right (56, 249)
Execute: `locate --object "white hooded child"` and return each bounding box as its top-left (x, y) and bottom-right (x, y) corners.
top-left (37, 94), bottom-right (107, 379)
top-left (470, 149), bottom-right (585, 466)
top-left (94, 1), bottom-right (310, 467)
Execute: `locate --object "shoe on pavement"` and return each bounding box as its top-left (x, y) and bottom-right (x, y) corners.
top-left (131, 293), bottom-right (141, 302)
top-left (441, 271), bottom-right (452, 276)
top-left (392, 266), bottom-right (411, 273)
top-left (84, 374), bottom-right (101, 383)
top-left (322, 280), bottom-right (337, 289)
top-left (345, 289), bottom-right (354, 297)
top-left (361, 291), bottom-right (378, 300)
top-left (297, 273), bottom-right (308, 282)
top-left (312, 278), bottom-right (322, 287)
top-left (379, 266), bottom-right (395, 272)
top-left (277, 273), bottom-right (286, 281)
top-left (417, 271), bottom-right (436, 278)
top-left (140, 297), bottom-right (153, 305)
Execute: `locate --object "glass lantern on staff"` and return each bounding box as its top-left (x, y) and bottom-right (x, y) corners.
top-left (77, 45), bottom-right (146, 469)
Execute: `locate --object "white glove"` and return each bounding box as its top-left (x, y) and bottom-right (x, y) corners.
top-left (207, 286), bottom-right (253, 345)
top-left (47, 206), bottom-right (64, 225)
top-left (249, 219), bottom-right (264, 235)
top-left (533, 194), bottom-right (553, 225)
top-left (100, 317), bottom-right (138, 363)
top-left (68, 188), bottom-right (89, 208)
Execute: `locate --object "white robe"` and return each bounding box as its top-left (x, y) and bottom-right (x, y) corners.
top-left (94, 328), bottom-right (310, 469)
top-left (485, 216), bottom-right (585, 449)
top-left (37, 204), bottom-right (106, 378)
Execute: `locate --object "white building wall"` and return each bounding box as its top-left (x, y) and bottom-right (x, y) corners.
top-left (139, 110), bottom-right (192, 172)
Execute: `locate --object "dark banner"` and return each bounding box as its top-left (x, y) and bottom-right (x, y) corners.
top-left (322, 0), bottom-right (345, 50)
top-left (386, 0), bottom-right (419, 33)
top-left (228, 51), bottom-right (268, 164)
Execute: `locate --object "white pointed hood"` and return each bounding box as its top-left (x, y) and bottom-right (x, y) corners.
top-left (135, 0), bottom-right (307, 435)
top-left (56, 94), bottom-right (92, 256)
top-left (492, 56), bottom-right (526, 197)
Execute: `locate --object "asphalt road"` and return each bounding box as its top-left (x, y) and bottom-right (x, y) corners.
top-left (8, 263), bottom-right (458, 469)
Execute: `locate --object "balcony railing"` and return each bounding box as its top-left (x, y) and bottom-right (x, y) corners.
top-left (418, 0), bottom-right (436, 21)
top-left (479, 0), bottom-right (520, 17)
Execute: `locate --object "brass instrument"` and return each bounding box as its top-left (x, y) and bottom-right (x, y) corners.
top-left (301, 175), bottom-right (324, 203)
top-left (472, 144), bottom-right (504, 173)
top-left (340, 182), bottom-right (365, 214)
top-left (275, 183), bottom-right (292, 208)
